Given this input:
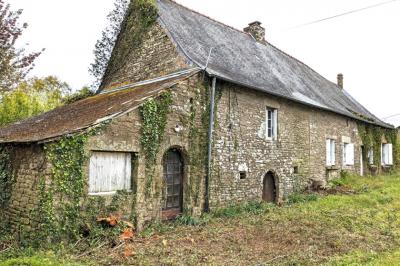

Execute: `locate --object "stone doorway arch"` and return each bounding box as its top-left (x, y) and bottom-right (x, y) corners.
top-left (262, 171), bottom-right (277, 203)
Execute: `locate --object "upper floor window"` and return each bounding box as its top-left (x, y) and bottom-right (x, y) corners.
top-left (381, 143), bottom-right (393, 166)
top-left (343, 143), bottom-right (355, 166)
top-left (266, 107), bottom-right (278, 140)
top-left (326, 139), bottom-right (336, 166)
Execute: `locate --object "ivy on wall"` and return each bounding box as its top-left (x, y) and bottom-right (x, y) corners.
top-left (139, 90), bottom-right (172, 196)
top-left (34, 124), bottom-right (110, 244)
top-left (0, 146), bottom-right (12, 210)
top-left (358, 123), bottom-right (398, 167)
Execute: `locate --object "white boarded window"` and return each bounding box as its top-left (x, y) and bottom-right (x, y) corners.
top-left (326, 139), bottom-right (336, 166)
top-left (266, 108), bottom-right (278, 140)
top-left (343, 143), bottom-right (355, 166)
top-left (381, 143), bottom-right (393, 166)
top-left (89, 151), bottom-right (132, 195)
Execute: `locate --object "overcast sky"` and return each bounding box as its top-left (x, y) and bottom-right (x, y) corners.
top-left (12, 0), bottom-right (400, 126)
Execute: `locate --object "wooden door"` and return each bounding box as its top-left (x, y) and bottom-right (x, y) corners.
top-left (263, 172), bottom-right (276, 203)
top-left (162, 150), bottom-right (183, 219)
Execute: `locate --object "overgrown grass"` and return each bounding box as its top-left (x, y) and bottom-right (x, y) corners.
top-left (2, 173), bottom-right (400, 265)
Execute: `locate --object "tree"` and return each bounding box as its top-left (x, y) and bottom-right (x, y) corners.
top-left (0, 0), bottom-right (42, 92)
top-left (63, 86), bottom-right (95, 104)
top-left (89, 0), bottom-right (129, 90)
top-left (0, 76), bottom-right (69, 126)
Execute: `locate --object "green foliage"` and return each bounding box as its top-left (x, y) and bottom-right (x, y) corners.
top-left (0, 76), bottom-right (70, 126)
top-left (358, 123), bottom-right (398, 167)
top-left (186, 82), bottom-right (209, 207)
top-left (175, 214), bottom-right (210, 226)
top-left (0, 254), bottom-right (86, 266)
top-left (35, 134), bottom-right (89, 243)
top-left (0, 146), bottom-right (12, 209)
top-left (212, 201), bottom-right (275, 218)
top-left (90, 0), bottom-right (129, 89)
top-left (287, 193), bottom-right (318, 205)
top-left (139, 91), bottom-right (172, 196)
top-left (100, 0), bottom-right (158, 88)
top-left (63, 87), bottom-right (95, 104)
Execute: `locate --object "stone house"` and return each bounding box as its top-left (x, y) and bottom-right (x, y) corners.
top-left (0, 0), bottom-right (396, 231)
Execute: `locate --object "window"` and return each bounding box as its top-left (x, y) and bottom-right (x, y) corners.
top-left (343, 143), bottom-right (355, 166)
top-left (367, 148), bottom-right (374, 165)
top-left (326, 139), bottom-right (336, 166)
top-left (239, 171), bottom-right (247, 180)
top-left (381, 143), bottom-right (393, 166)
top-left (89, 151), bottom-right (132, 195)
top-left (266, 108), bottom-right (278, 140)
top-left (293, 166), bottom-right (299, 174)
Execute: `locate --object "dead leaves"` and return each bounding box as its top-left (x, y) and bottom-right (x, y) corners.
top-left (96, 215), bottom-right (119, 227)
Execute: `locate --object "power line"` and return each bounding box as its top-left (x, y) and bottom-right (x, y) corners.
top-left (288, 0), bottom-right (399, 30)
top-left (382, 113), bottom-right (400, 120)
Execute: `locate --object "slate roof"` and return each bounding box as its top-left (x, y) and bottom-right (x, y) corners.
top-left (0, 69), bottom-right (199, 143)
top-left (157, 0), bottom-right (391, 128)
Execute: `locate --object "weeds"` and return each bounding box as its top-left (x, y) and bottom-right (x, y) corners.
top-left (287, 193), bottom-right (318, 204)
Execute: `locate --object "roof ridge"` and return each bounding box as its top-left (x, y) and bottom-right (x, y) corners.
top-left (161, 0), bottom-right (338, 88)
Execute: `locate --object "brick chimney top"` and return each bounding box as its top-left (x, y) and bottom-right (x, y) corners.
top-left (244, 21), bottom-right (266, 43)
top-left (337, 73), bottom-right (344, 89)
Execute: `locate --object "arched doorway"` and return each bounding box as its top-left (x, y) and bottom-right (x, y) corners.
top-left (263, 171), bottom-right (277, 203)
top-left (162, 149), bottom-right (184, 219)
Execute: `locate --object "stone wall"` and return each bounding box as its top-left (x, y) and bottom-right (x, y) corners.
top-left (88, 74), bottom-right (207, 230)
top-left (4, 144), bottom-right (50, 227)
top-left (209, 80), bottom-right (366, 208)
top-left (101, 22), bottom-right (189, 90)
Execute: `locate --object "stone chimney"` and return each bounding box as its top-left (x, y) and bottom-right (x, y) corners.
top-left (244, 21), bottom-right (266, 43)
top-left (337, 73), bottom-right (343, 89)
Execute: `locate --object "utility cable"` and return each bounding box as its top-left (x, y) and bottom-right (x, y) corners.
top-left (287, 0), bottom-right (399, 30)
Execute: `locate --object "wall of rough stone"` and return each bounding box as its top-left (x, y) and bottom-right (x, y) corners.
top-left (209, 80), bottom-right (367, 208)
top-left (88, 74), bottom-right (207, 230)
top-left (4, 144), bottom-right (51, 228)
top-left (101, 22), bottom-right (189, 90)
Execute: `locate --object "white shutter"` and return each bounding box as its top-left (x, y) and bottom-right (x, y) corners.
top-left (326, 139), bottom-right (331, 166)
top-left (331, 140), bottom-right (336, 165)
top-left (381, 144), bottom-right (385, 165)
top-left (347, 144), bottom-right (355, 165)
top-left (89, 152), bottom-right (132, 194)
top-left (388, 144), bottom-right (393, 165)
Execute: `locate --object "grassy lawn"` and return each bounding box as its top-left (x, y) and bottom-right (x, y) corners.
top-left (1, 173), bottom-right (400, 265)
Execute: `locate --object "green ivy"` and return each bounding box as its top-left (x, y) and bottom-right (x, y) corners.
top-left (35, 125), bottom-right (109, 244)
top-left (358, 123), bottom-right (398, 167)
top-left (187, 82), bottom-right (209, 206)
top-left (139, 91), bottom-right (173, 196)
top-left (0, 146), bottom-right (12, 210)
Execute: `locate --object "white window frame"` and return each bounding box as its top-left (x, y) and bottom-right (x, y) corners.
top-left (343, 142), bottom-right (355, 166)
top-left (381, 143), bottom-right (393, 166)
top-left (326, 139), bottom-right (336, 166)
top-left (266, 107), bottom-right (278, 140)
top-left (89, 151), bottom-right (132, 195)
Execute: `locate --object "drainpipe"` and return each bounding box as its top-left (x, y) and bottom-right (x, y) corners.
top-left (205, 76), bottom-right (216, 212)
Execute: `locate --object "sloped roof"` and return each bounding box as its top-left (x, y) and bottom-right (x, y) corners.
top-left (157, 0), bottom-right (391, 128)
top-left (0, 68), bottom-right (199, 143)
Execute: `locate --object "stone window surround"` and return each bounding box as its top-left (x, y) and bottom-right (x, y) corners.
top-left (266, 107), bottom-right (278, 141)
